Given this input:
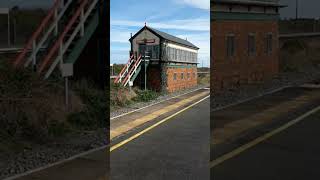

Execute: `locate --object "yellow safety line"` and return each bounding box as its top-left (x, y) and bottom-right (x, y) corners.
top-left (212, 93), bottom-right (318, 145)
top-left (110, 95), bottom-right (210, 152)
top-left (110, 91), bottom-right (209, 139)
top-left (210, 105), bottom-right (320, 168)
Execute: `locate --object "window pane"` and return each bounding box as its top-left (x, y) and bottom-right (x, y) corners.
top-left (226, 35), bottom-right (235, 57)
top-left (248, 34), bottom-right (256, 56)
top-left (267, 34), bottom-right (272, 54)
top-left (172, 48), bottom-right (175, 60)
top-left (174, 49), bottom-right (177, 60)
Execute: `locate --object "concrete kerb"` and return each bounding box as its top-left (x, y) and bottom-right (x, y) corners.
top-left (110, 86), bottom-right (209, 121)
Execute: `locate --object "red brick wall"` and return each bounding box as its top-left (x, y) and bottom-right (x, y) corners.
top-left (166, 66), bottom-right (197, 93)
top-left (211, 20), bottom-right (279, 92)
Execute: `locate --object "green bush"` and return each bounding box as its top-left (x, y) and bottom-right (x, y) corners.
top-left (70, 79), bottom-right (108, 129)
top-left (113, 64), bottom-right (125, 75)
top-left (48, 120), bottom-right (71, 137)
top-left (198, 74), bottom-right (210, 85)
top-left (110, 82), bottom-right (135, 107)
top-left (0, 60), bottom-right (83, 145)
top-left (134, 90), bottom-right (159, 102)
top-left (281, 40), bottom-right (306, 54)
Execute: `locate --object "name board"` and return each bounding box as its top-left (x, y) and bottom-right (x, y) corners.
top-left (0, 8), bottom-right (9, 15)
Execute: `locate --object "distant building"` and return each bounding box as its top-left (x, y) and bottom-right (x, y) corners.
top-left (115, 25), bottom-right (199, 93)
top-left (211, 0), bottom-right (285, 92)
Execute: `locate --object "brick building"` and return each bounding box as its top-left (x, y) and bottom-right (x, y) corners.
top-left (115, 25), bottom-right (199, 93)
top-left (211, 0), bottom-right (285, 92)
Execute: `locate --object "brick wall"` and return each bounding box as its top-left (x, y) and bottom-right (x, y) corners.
top-left (211, 20), bottom-right (279, 92)
top-left (166, 66), bottom-right (197, 93)
top-left (133, 64), bottom-right (162, 91)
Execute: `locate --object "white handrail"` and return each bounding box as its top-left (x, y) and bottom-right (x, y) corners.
top-left (44, 0), bottom-right (99, 79)
top-left (24, 0), bottom-right (73, 67)
top-left (124, 58), bottom-right (142, 86)
top-left (118, 58), bottom-right (135, 83)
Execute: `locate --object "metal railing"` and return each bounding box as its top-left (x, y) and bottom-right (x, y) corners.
top-left (123, 54), bottom-right (142, 86)
top-left (114, 54), bottom-right (134, 83)
top-left (37, 0), bottom-right (98, 79)
top-left (24, 0), bottom-right (74, 68)
top-left (13, 0), bottom-right (61, 67)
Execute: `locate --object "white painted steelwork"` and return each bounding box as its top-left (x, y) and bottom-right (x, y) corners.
top-left (24, 0), bottom-right (73, 68)
top-left (123, 56), bottom-right (143, 86)
top-left (44, 0), bottom-right (99, 79)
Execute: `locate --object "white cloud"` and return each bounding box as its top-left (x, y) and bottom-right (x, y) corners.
top-left (175, 0), bottom-right (210, 10)
top-left (176, 33), bottom-right (210, 67)
top-left (111, 18), bottom-right (209, 32)
top-left (110, 29), bottom-right (132, 43)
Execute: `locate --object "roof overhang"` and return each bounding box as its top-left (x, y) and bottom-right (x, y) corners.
top-left (163, 39), bottom-right (200, 50)
top-left (212, 0), bottom-right (287, 8)
top-left (129, 26), bottom-right (162, 42)
top-left (129, 26), bottom-right (200, 50)
top-left (161, 60), bottom-right (198, 65)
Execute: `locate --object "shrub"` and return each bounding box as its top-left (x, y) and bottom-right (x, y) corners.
top-left (134, 89), bottom-right (159, 102)
top-left (0, 60), bottom-right (82, 144)
top-left (281, 39), bottom-right (306, 54)
top-left (110, 82), bottom-right (136, 107)
top-left (198, 74), bottom-right (210, 85)
top-left (70, 79), bottom-right (108, 129)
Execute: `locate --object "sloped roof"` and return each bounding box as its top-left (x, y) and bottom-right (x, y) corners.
top-left (130, 26), bottom-right (200, 50)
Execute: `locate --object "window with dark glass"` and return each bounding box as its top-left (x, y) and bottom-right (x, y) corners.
top-left (248, 34), bottom-right (256, 56)
top-left (174, 49), bottom-right (177, 60)
top-left (226, 34), bottom-right (235, 57)
top-left (152, 45), bottom-right (159, 59)
top-left (265, 33), bottom-right (273, 55)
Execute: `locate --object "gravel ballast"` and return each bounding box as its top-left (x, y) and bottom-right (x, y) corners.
top-left (0, 129), bottom-right (107, 179)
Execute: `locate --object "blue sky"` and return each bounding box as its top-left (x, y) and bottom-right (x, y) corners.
top-left (110, 0), bottom-right (210, 67)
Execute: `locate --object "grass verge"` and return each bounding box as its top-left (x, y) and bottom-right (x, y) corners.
top-left (0, 59), bottom-right (106, 154)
